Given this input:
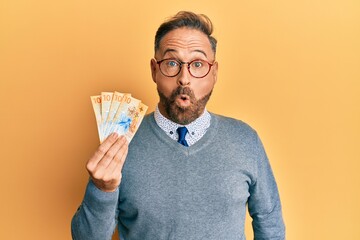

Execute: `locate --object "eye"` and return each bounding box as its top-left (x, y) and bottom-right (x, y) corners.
top-left (166, 60), bottom-right (179, 67)
top-left (191, 61), bottom-right (203, 68)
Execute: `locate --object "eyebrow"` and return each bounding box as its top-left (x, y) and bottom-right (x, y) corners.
top-left (162, 48), bottom-right (208, 58)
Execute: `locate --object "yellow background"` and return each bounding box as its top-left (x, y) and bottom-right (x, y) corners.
top-left (1, 0), bottom-right (359, 239)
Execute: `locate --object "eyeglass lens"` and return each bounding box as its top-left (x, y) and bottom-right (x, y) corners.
top-left (159, 59), bottom-right (211, 78)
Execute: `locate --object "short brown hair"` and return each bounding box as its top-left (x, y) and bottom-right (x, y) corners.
top-left (154, 11), bottom-right (217, 54)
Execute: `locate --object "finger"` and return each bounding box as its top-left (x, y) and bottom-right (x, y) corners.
top-left (88, 136), bottom-right (126, 181)
top-left (109, 145), bottom-right (128, 183)
top-left (105, 137), bottom-right (128, 172)
top-left (108, 139), bottom-right (128, 175)
top-left (117, 140), bottom-right (129, 171)
top-left (97, 136), bottom-right (126, 170)
top-left (92, 137), bottom-right (127, 188)
top-left (87, 133), bottom-right (119, 171)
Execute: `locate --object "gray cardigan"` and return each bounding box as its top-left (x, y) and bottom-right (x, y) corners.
top-left (72, 113), bottom-right (285, 239)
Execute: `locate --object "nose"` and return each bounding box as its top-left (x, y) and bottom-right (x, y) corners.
top-left (177, 64), bottom-right (191, 86)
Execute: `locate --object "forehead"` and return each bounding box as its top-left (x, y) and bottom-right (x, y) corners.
top-left (158, 28), bottom-right (214, 58)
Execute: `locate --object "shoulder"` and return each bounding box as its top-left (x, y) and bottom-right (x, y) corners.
top-left (209, 112), bottom-right (263, 150)
top-left (210, 112), bottom-right (257, 135)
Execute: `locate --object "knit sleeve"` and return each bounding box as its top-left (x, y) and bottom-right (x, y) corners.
top-left (247, 134), bottom-right (286, 239)
top-left (71, 179), bottom-right (119, 240)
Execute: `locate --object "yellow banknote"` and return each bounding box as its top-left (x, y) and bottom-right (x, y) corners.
top-left (91, 91), bottom-right (147, 143)
top-left (125, 102), bottom-right (149, 142)
top-left (106, 94), bottom-right (141, 138)
top-left (102, 92), bottom-right (127, 141)
top-left (90, 95), bottom-right (102, 140)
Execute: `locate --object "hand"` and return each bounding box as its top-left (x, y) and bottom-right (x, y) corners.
top-left (86, 133), bottom-right (128, 192)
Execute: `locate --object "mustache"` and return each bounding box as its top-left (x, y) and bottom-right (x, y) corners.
top-left (172, 87), bottom-right (194, 99)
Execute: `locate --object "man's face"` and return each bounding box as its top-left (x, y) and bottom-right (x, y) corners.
top-left (151, 27), bottom-right (218, 125)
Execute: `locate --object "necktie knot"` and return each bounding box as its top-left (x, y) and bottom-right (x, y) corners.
top-left (177, 127), bottom-right (189, 147)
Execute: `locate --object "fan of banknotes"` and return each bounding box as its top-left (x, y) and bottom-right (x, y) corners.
top-left (90, 92), bottom-right (148, 143)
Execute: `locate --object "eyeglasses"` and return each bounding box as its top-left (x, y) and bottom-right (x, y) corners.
top-left (156, 58), bottom-right (214, 78)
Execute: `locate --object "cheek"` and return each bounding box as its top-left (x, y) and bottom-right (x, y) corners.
top-left (156, 78), bottom-right (177, 97)
top-left (192, 79), bottom-right (215, 99)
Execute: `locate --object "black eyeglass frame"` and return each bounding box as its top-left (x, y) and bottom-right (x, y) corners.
top-left (156, 58), bottom-right (215, 78)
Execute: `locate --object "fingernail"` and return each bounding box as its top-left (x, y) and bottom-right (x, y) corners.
top-left (111, 133), bottom-right (118, 139)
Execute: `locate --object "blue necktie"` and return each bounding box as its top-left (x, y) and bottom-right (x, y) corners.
top-left (177, 127), bottom-right (189, 147)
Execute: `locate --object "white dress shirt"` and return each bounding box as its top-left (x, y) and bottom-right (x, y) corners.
top-left (154, 105), bottom-right (211, 146)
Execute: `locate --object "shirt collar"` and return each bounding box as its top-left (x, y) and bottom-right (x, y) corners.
top-left (154, 105), bottom-right (211, 141)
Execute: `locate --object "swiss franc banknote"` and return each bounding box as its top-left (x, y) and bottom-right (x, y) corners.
top-left (90, 91), bottom-right (148, 143)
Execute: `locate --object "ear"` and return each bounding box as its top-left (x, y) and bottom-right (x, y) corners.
top-left (212, 61), bottom-right (219, 84)
top-left (150, 59), bottom-right (157, 83)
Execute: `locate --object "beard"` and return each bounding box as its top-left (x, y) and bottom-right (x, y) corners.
top-left (157, 86), bottom-right (213, 125)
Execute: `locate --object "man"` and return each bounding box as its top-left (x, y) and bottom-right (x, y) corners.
top-left (72, 11), bottom-right (285, 240)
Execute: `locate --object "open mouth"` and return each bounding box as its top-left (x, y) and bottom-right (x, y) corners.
top-left (175, 94), bottom-right (191, 107)
top-left (180, 94), bottom-right (190, 101)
